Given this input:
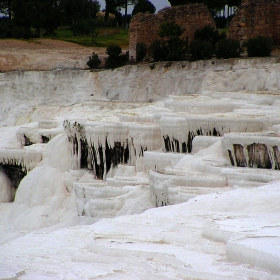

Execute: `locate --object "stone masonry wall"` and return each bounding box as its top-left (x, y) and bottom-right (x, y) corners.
top-left (129, 4), bottom-right (215, 61)
top-left (228, 0), bottom-right (280, 45)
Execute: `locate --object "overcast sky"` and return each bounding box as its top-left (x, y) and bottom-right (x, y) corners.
top-left (99, 0), bottom-right (171, 13)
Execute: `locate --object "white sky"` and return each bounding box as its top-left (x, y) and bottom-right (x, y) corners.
top-left (99, 0), bottom-right (171, 13)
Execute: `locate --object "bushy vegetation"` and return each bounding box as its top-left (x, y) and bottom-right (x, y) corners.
top-left (216, 38), bottom-right (241, 59)
top-left (188, 25), bottom-right (224, 61)
top-left (149, 23), bottom-right (241, 62)
top-left (189, 40), bottom-right (213, 60)
top-left (0, 0), bottom-right (133, 40)
top-left (0, 20), bottom-right (11, 38)
top-left (11, 26), bottom-right (32, 39)
top-left (244, 36), bottom-right (273, 57)
top-left (149, 40), bottom-right (168, 62)
top-left (132, 0), bottom-right (156, 16)
top-left (194, 25), bottom-right (226, 52)
top-left (87, 52), bottom-right (101, 69)
top-left (70, 20), bottom-right (94, 36)
top-left (105, 44), bottom-right (128, 68)
top-left (136, 42), bottom-right (147, 62)
top-left (150, 21), bottom-right (188, 62)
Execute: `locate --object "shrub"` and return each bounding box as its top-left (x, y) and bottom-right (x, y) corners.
top-left (245, 36), bottom-right (273, 57)
top-left (194, 25), bottom-right (224, 51)
top-left (136, 42), bottom-right (147, 62)
top-left (166, 37), bottom-right (188, 61)
top-left (105, 45), bottom-right (127, 68)
top-left (11, 26), bottom-right (31, 39)
top-left (189, 40), bottom-right (213, 61)
top-left (70, 19), bottom-right (96, 36)
top-left (87, 52), bottom-right (101, 69)
top-left (156, 21), bottom-right (188, 61)
top-left (214, 16), bottom-right (227, 29)
top-left (149, 40), bottom-right (168, 62)
top-left (0, 20), bottom-right (11, 38)
top-left (149, 21), bottom-right (188, 62)
top-left (158, 21), bottom-right (185, 39)
top-left (216, 38), bottom-right (241, 59)
top-left (119, 51), bottom-right (129, 66)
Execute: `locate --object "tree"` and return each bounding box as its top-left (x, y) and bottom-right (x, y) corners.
top-left (87, 52), bottom-right (101, 68)
top-left (168, 0), bottom-right (227, 11)
top-left (105, 44), bottom-right (128, 68)
top-left (194, 25), bottom-right (225, 51)
top-left (168, 0), bottom-right (193, 5)
top-left (31, 0), bottom-right (60, 37)
top-left (117, 0), bottom-right (136, 27)
top-left (227, 0), bottom-right (241, 7)
top-left (11, 0), bottom-right (32, 29)
top-left (203, 0), bottom-right (226, 11)
top-left (132, 0), bottom-right (155, 16)
top-left (150, 21), bottom-right (188, 61)
top-left (104, 0), bottom-right (118, 21)
top-left (0, 0), bottom-right (12, 23)
top-left (60, 0), bottom-right (100, 25)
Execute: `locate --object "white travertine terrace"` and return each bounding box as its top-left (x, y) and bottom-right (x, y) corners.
top-left (0, 148), bottom-right (42, 172)
top-left (0, 59), bottom-right (280, 279)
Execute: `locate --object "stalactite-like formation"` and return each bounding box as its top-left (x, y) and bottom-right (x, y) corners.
top-left (0, 149), bottom-right (42, 189)
top-left (64, 120), bottom-right (161, 179)
top-left (0, 164), bottom-right (27, 188)
top-left (222, 134), bottom-right (280, 170)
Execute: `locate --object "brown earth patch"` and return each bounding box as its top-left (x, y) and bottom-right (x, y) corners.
top-left (0, 39), bottom-right (107, 72)
top-left (1, 38), bottom-right (279, 72)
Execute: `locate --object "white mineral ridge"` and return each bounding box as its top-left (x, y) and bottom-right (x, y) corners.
top-left (0, 59), bottom-right (280, 279)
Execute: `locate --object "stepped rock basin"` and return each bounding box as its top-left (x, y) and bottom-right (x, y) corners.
top-left (0, 58), bottom-right (280, 279)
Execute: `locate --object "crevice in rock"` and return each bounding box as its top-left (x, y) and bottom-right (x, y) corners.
top-left (24, 134), bottom-right (33, 146)
top-left (42, 135), bottom-right (50, 143)
top-left (0, 164), bottom-right (27, 189)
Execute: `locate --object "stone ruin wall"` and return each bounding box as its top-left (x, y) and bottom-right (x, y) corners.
top-left (228, 0), bottom-right (280, 45)
top-left (129, 4), bottom-right (215, 61)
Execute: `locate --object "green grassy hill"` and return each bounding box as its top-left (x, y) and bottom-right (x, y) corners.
top-left (48, 26), bottom-right (129, 48)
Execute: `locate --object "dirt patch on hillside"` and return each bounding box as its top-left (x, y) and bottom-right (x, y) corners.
top-left (1, 38), bottom-right (280, 72)
top-left (0, 39), bottom-right (107, 72)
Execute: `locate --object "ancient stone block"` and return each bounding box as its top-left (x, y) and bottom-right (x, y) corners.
top-left (228, 0), bottom-right (280, 45)
top-left (129, 4), bottom-right (215, 60)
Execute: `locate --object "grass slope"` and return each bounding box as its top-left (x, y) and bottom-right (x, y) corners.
top-left (47, 26), bottom-right (129, 49)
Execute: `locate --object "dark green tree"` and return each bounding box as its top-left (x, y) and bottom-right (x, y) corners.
top-left (227, 0), bottom-right (241, 7)
top-left (117, 0), bottom-right (136, 27)
top-left (194, 25), bottom-right (225, 52)
top-left (203, 0), bottom-right (226, 11)
top-left (11, 0), bottom-right (32, 28)
top-left (132, 0), bottom-right (155, 16)
top-left (150, 21), bottom-right (188, 61)
top-left (245, 36), bottom-right (273, 57)
top-left (105, 44), bottom-right (128, 68)
top-left (215, 38), bottom-right (241, 59)
top-left (168, 0), bottom-right (193, 5)
top-left (168, 0), bottom-right (227, 11)
top-left (189, 39), bottom-right (212, 60)
top-left (87, 52), bottom-right (101, 68)
top-left (60, 0), bottom-right (100, 25)
top-left (104, 0), bottom-right (119, 21)
top-left (31, 0), bottom-right (60, 37)
top-left (0, 0), bottom-right (12, 22)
